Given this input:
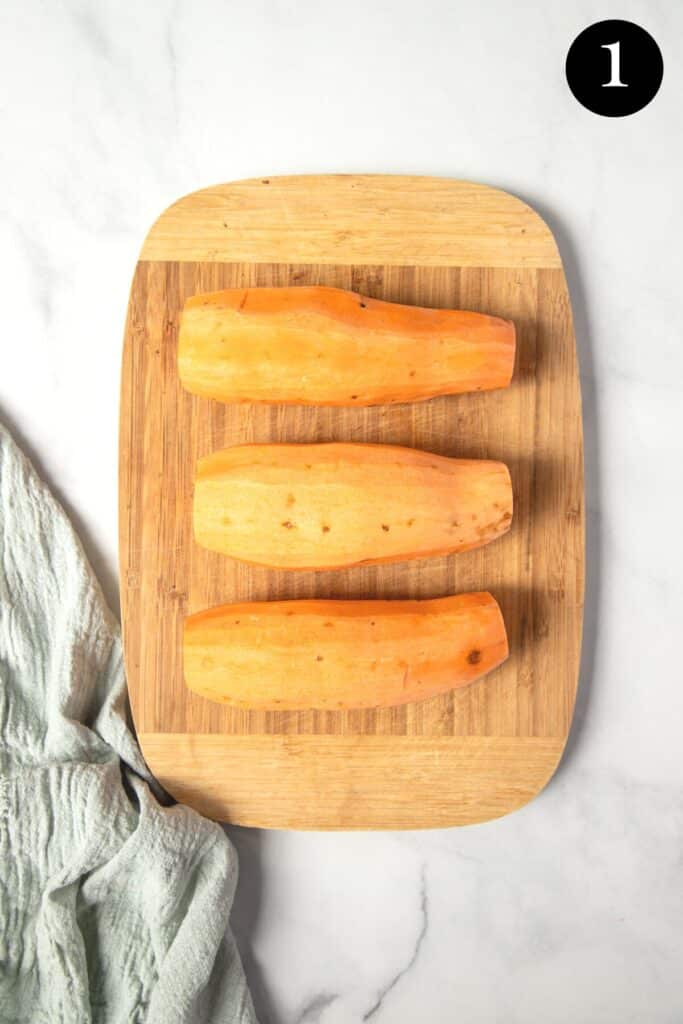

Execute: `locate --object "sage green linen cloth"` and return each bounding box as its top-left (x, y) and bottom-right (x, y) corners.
top-left (0, 423), bottom-right (256, 1023)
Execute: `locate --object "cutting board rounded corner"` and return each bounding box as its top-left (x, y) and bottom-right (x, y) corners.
top-left (120, 173), bottom-right (584, 830)
top-left (138, 174), bottom-right (564, 268)
top-left (137, 731), bottom-right (569, 830)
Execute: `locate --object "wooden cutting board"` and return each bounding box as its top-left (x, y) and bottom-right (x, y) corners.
top-left (119, 175), bottom-right (584, 829)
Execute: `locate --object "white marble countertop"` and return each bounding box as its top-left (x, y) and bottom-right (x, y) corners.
top-left (1, 1), bottom-right (681, 1020)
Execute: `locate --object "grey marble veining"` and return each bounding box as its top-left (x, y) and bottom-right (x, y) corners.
top-left (1, 1), bottom-right (681, 1021)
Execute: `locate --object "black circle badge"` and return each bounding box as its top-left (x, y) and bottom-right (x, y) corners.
top-left (566, 20), bottom-right (663, 117)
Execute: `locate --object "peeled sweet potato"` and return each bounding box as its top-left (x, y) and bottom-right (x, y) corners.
top-left (178, 285), bottom-right (515, 406)
top-left (184, 592), bottom-right (508, 710)
top-left (193, 442), bottom-right (512, 570)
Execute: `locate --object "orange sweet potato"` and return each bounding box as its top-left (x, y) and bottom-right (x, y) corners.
top-left (184, 592), bottom-right (508, 710)
top-left (193, 442), bottom-right (512, 570)
top-left (178, 286), bottom-right (515, 406)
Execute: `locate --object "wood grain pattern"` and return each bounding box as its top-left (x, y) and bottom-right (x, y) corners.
top-left (119, 175), bottom-right (584, 829)
top-left (142, 176), bottom-right (562, 268)
top-left (139, 734), bottom-right (566, 829)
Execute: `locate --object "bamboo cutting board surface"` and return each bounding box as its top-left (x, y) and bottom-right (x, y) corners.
top-left (119, 175), bottom-right (584, 829)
